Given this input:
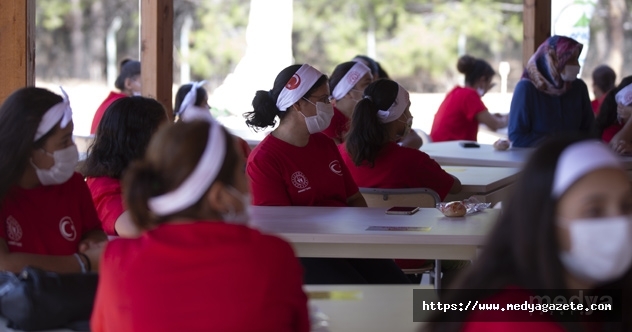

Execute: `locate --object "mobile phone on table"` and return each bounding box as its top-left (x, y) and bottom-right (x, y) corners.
top-left (459, 142), bottom-right (480, 148)
top-left (385, 206), bottom-right (420, 215)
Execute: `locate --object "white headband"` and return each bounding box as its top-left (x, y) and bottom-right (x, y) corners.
top-left (331, 62), bottom-right (371, 100)
top-left (275, 64), bottom-right (322, 111)
top-left (147, 114), bottom-right (226, 216)
top-left (615, 84), bottom-right (632, 106)
top-left (176, 81), bottom-right (207, 116)
top-left (376, 84), bottom-right (410, 123)
top-left (552, 140), bottom-right (623, 198)
top-left (34, 87), bottom-right (72, 141)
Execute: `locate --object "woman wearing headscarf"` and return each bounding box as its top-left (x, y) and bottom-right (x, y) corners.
top-left (508, 36), bottom-right (594, 147)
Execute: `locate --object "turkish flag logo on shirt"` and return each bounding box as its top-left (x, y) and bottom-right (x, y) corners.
top-left (286, 74), bottom-right (301, 90)
top-left (59, 216), bottom-right (77, 241)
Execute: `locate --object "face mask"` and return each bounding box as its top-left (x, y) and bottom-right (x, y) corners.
top-left (397, 116), bottom-right (413, 139)
top-left (300, 99), bottom-right (334, 134)
top-left (30, 145), bottom-right (79, 186)
top-left (560, 65), bottom-right (581, 82)
top-left (476, 88), bottom-right (485, 97)
top-left (558, 216), bottom-right (632, 284)
top-left (221, 186), bottom-right (251, 225)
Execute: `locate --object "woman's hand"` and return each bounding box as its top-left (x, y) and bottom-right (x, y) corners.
top-left (612, 140), bottom-right (632, 155)
top-left (617, 104), bottom-right (632, 122)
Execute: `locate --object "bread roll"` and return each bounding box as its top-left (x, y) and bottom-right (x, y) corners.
top-left (493, 139), bottom-right (510, 151)
top-left (441, 201), bottom-right (467, 217)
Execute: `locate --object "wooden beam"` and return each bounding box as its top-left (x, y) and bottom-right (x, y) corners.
top-left (140, 0), bottom-right (174, 118)
top-left (522, 0), bottom-right (551, 67)
top-left (0, 0), bottom-right (35, 104)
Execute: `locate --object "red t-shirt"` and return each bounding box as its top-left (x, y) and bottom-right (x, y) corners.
top-left (91, 222), bottom-right (308, 332)
top-left (0, 173), bottom-right (102, 254)
top-left (247, 133), bottom-right (359, 206)
top-left (339, 142), bottom-right (454, 200)
top-left (461, 287), bottom-right (566, 332)
top-left (430, 86), bottom-right (487, 142)
top-left (322, 107), bottom-right (349, 143)
top-left (602, 123), bottom-right (624, 144)
top-left (591, 95), bottom-right (606, 115)
top-left (86, 177), bottom-right (124, 236)
top-left (91, 91), bottom-right (127, 134)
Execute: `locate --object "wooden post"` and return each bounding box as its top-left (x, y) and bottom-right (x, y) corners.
top-left (0, 0), bottom-right (35, 104)
top-left (140, 0), bottom-right (174, 118)
top-left (523, 0), bottom-right (551, 67)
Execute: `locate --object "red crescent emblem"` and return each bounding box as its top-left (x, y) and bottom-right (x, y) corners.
top-left (286, 74), bottom-right (301, 90)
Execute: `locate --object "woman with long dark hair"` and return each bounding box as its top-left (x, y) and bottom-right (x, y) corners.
top-left (424, 137), bottom-right (632, 331)
top-left (0, 87), bottom-right (106, 273)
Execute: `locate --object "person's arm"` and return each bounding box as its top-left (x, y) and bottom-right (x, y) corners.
top-left (346, 191), bottom-right (367, 207)
top-left (113, 211), bottom-right (141, 237)
top-left (476, 111), bottom-right (508, 131)
top-left (0, 238), bottom-right (102, 273)
top-left (508, 81), bottom-right (542, 147)
top-left (400, 130), bottom-right (423, 149)
top-left (449, 175), bottom-right (462, 194)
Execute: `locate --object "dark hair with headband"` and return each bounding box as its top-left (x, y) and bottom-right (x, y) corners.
top-left (0, 87), bottom-right (63, 202)
top-left (353, 55), bottom-right (379, 77)
top-left (174, 84), bottom-right (208, 118)
top-left (345, 79), bottom-right (399, 167)
top-left (457, 55), bottom-right (495, 87)
top-left (329, 62), bottom-right (357, 96)
top-left (124, 121), bottom-right (238, 229)
top-left (424, 136), bottom-right (632, 332)
top-left (82, 97), bottom-right (168, 179)
top-left (245, 64), bottom-right (327, 130)
top-left (593, 76), bottom-right (632, 140)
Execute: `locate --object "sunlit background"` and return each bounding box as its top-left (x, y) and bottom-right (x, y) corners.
top-left (34, 0), bottom-right (632, 143)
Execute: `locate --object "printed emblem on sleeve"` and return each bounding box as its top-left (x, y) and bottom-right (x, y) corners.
top-left (329, 160), bottom-right (342, 176)
top-left (6, 216), bottom-right (23, 246)
top-left (59, 216), bottom-right (77, 241)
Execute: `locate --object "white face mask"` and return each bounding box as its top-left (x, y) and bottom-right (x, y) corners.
top-left (559, 216), bottom-right (632, 284)
top-left (221, 186), bottom-right (251, 225)
top-left (300, 99), bottom-right (335, 134)
top-left (476, 88), bottom-right (485, 97)
top-left (30, 145), bottom-right (79, 186)
top-left (560, 65), bottom-right (581, 82)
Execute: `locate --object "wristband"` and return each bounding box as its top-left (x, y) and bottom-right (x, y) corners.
top-left (74, 253), bottom-right (87, 273)
top-left (79, 252), bottom-right (92, 272)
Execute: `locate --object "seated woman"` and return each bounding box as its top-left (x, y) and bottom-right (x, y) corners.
top-left (245, 64), bottom-right (409, 284)
top-left (592, 76), bottom-right (632, 145)
top-left (174, 81), bottom-right (252, 157)
top-left (430, 55), bottom-right (507, 142)
top-left (508, 36), bottom-right (594, 147)
top-left (424, 138), bottom-right (632, 331)
top-left (82, 97), bottom-right (168, 237)
top-left (91, 119), bottom-right (308, 332)
top-left (0, 87), bottom-right (106, 273)
top-left (342, 79), bottom-right (461, 201)
top-left (322, 61), bottom-right (373, 144)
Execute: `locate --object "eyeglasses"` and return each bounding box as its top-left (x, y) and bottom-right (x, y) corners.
top-left (304, 95), bottom-right (334, 105)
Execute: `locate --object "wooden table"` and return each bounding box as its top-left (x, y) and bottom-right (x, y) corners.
top-left (420, 141), bottom-right (533, 168)
top-left (444, 166), bottom-right (520, 205)
top-left (250, 206), bottom-right (499, 261)
top-left (305, 284), bottom-right (434, 332)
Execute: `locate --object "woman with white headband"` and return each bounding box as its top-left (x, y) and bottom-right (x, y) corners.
top-left (0, 87), bottom-right (106, 273)
top-left (92, 120), bottom-right (309, 331)
top-left (593, 76), bottom-right (632, 154)
top-left (245, 64), bottom-right (410, 284)
top-left (425, 138), bottom-right (632, 331)
top-left (343, 79), bottom-right (462, 200)
top-left (83, 97), bottom-right (168, 238)
top-left (322, 61), bottom-right (374, 144)
top-left (174, 81), bottom-right (252, 157)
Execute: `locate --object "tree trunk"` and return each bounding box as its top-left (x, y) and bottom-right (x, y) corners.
top-left (69, 0), bottom-right (86, 78)
top-left (606, 0), bottom-right (625, 77)
top-left (89, 0), bottom-right (106, 81)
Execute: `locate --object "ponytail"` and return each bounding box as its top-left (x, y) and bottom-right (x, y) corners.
top-left (245, 90), bottom-right (282, 130)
